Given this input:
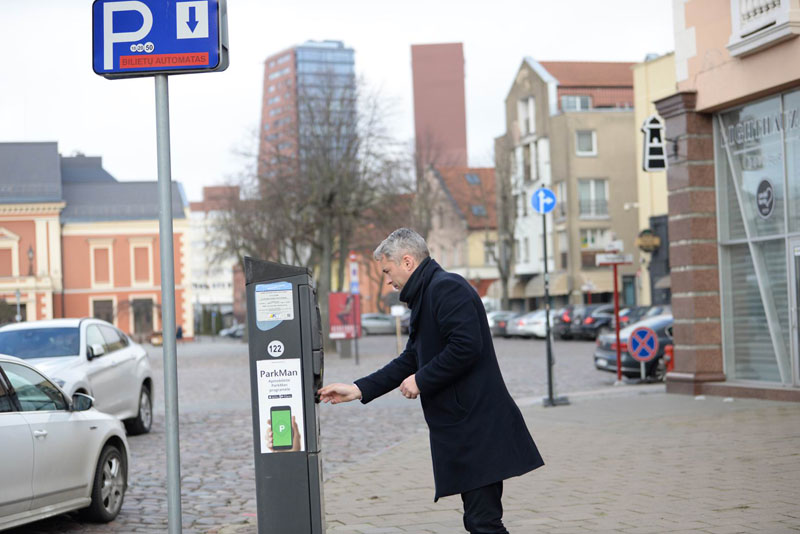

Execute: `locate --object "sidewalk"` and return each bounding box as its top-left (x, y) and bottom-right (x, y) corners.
top-left (228, 389), bottom-right (800, 534)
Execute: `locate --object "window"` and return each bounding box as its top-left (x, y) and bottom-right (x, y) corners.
top-left (484, 242), bottom-right (497, 265)
top-left (471, 205), bottom-right (487, 217)
top-left (3, 361), bottom-right (67, 412)
top-left (562, 95), bottom-right (592, 111)
top-left (277, 53), bottom-right (291, 64)
top-left (465, 173), bottom-right (480, 185)
top-left (517, 97), bottom-right (535, 136)
top-left (268, 85), bottom-right (275, 93)
top-left (93, 299), bottom-right (114, 324)
top-left (86, 325), bottom-right (105, 353)
top-left (100, 325), bottom-right (125, 353)
top-left (0, 327), bottom-right (80, 359)
top-left (580, 228), bottom-right (610, 249)
top-left (93, 248), bottom-right (110, 283)
top-left (0, 378), bottom-right (13, 412)
top-left (558, 231), bottom-right (568, 269)
top-left (268, 67), bottom-right (290, 80)
top-left (556, 182), bottom-right (567, 218)
top-left (576, 130), bottom-right (597, 156)
top-left (267, 95), bottom-right (281, 105)
top-left (578, 179), bottom-right (608, 217)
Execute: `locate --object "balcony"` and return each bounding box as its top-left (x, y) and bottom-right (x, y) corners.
top-left (727, 0), bottom-right (800, 57)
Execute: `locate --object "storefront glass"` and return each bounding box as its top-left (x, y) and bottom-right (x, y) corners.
top-left (715, 90), bottom-right (799, 386)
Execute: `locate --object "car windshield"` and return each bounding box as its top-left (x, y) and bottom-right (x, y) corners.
top-left (0, 327), bottom-right (81, 359)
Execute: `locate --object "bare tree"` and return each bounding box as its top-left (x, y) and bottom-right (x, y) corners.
top-left (211, 72), bottom-right (405, 347)
top-left (493, 135), bottom-right (517, 310)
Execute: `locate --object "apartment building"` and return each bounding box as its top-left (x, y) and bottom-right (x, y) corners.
top-left (425, 167), bottom-right (499, 297)
top-left (497, 59), bottom-right (640, 309)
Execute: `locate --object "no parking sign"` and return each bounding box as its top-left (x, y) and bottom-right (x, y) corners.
top-left (629, 326), bottom-right (659, 362)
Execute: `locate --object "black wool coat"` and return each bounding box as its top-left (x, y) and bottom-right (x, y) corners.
top-left (355, 258), bottom-right (544, 500)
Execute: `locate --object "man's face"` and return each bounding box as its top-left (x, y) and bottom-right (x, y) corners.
top-left (378, 254), bottom-right (417, 291)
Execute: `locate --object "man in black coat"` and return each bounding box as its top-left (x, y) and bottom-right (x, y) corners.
top-left (319, 228), bottom-right (543, 534)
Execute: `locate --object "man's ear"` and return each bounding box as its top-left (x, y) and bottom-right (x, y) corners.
top-left (402, 254), bottom-right (415, 271)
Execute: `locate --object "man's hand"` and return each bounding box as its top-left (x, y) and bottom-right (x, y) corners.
top-left (399, 374), bottom-right (420, 399)
top-left (318, 383), bottom-right (362, 404)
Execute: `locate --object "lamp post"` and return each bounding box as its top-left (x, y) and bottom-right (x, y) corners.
top-left (15, 289), bottom-right (21, 322)
top-left (27, 246), bottom-right (34, 276)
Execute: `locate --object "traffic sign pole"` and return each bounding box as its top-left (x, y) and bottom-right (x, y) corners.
top-left (533, 185), bottom-right (568, 408)
top-left (614, 263), bottom-right (621, 382)
top-left (155, 74), bottom-right (183, 534)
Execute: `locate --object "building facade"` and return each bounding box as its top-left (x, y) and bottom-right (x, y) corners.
top-left (425, 167), bottom-right (499, 297)
top-left (411, 43), bottom-right (469, 167)
top-left (655, 0), bottom-right (800, 400)
top-left (633, 53), bottom-right (676, 306)
top-left (497, 59), bottom-right (640, 310)
top-left (0, 143), bottom-right (193, 340)
top-left (258, 40), bottom-right (356, 175)
top-left (189, 186), bottom-right (239, 334)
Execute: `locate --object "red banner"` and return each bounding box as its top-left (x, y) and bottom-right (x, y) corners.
top-left (328, 292), bottom-right (361, 340)
top-left (119, 53), bottom-right (209, 69)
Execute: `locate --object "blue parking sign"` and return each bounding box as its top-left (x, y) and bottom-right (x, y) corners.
top-left (92, 0), bottom-right (229, 79)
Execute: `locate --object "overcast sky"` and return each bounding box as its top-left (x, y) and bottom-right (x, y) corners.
top-left (0, 0), bottom-right (674, 202)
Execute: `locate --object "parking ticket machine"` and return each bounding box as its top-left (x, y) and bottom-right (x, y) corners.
top-left (245, 257), bottom-right (325, 533)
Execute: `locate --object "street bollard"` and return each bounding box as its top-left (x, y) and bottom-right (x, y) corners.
top-left (244, 257), bottom-right (325, 534)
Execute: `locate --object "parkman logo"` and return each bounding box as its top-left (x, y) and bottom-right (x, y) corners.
top-left (260, 369), bottom-right (298, 378)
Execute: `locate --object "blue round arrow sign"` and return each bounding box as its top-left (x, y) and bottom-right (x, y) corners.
top-left (629, 326), bottom-right (659, 362)
top-left (531, 187), bottom-right (557, 214)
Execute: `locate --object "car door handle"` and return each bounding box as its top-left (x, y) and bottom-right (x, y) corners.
top-left (33, 430), bottom-right (48, 438)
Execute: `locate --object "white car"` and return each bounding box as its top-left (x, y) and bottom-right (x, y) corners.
top-left (0, 318), bottom-right (153, 435)
top-left (507, 310), bottom-right (555, 339)
top-left (0, 355), bottom-right (129, 530)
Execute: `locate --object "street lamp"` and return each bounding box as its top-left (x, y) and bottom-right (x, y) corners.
top-left (27, 246), bottom-right (34, 276)
top-left (15, 289), bottom-right (21, 322)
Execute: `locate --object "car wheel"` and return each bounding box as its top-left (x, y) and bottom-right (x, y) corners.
top-left (80, 444), bottom-right (126, 523)
top-left (125, 384), bottom-right (152, 435)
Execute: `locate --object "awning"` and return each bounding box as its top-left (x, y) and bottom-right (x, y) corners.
top-left (654, 274), bottom-right (671, 289)
top-left (523, 273), bottom-right (569, 298)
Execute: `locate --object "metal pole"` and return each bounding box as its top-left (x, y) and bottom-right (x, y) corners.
top-left (543, 211), bottom-right (555, 406)
top-left (15, 289), bottom-right (21, 322)
top-left (154, 74), bottom-right (182, 534)
top-left (352, 296), bottom-right (359, 365)
top-left (614, 263), bottom-right (622, 383)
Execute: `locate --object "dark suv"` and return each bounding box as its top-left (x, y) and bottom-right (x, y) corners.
top-left (576, 304), bottom-right (615, 340)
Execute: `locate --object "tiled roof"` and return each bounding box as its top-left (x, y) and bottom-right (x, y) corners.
top-left (538, 61), bottom-right (634, 87)
top-left (434, 167), bottom-right (496, 230)
top-left (0, 142), bottom-right (62, 203)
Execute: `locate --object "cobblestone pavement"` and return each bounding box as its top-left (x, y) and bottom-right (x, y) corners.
top-left (8, 334), bottom-right (630, 533)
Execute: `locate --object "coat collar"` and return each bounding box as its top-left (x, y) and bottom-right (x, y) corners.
top-left (399, 257), bottom-right (440, 338)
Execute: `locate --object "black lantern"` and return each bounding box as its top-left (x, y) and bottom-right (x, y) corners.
top-left (27, 245), bottom-right (34, 276)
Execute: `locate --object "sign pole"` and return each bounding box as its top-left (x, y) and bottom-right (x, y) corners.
top-left (542, 211), bottom-right (555, 406)
top-left (613, 263), bottom-right (622, 383)
top-left (534, 185), bottom-right (568, 408)
top-left (155, 73), bottom-right (183, 534)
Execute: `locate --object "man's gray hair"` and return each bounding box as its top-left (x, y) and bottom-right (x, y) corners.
top-left (373, 228), bottom-right (430, 263)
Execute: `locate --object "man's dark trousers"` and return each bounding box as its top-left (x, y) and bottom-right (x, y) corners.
top-left (461, 482), bottom-right (508, 534)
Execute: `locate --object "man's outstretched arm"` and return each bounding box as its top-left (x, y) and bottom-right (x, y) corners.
top-left (318, 383), bottom-right (362, 404)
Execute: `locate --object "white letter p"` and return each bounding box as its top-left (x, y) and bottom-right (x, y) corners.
top-left (104, 1), bottom-right (153, 70)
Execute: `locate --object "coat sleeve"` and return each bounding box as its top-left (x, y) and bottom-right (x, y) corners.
top-left (414, 278), bottom-right (484, 395)
top-left (354, 338), bottom-right (417, 404)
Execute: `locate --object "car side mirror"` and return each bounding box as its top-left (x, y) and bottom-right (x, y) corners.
top-left (71, 392), bottom-right (94, 411)
top-left (88, 343), bottom-right (106, 360)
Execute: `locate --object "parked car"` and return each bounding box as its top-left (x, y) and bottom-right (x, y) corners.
top-left (507, 310), bottom-right (553, 339)
top-left (487, 310), bottom-right (520, 338)
top-left (360, 313), bottom-right (396, 335)
top-left (567, 304), bottom-right (605, 339)
top-left (0, 318), bottom-right (153, 435)
top-left (577, 304), bottom-right (615, 340)
top-left (0, 355), bottom-right (130, 529)
top-left (399, 310), bottom-right (411, 335)
top-left (611, 305), bottom-right (671, 330)
top-left (593, 314), bottom-right (674, 380)
top-left (220, 323), bottom-right (245, 338)
top-left (553, 305), bottom-right (575, 339)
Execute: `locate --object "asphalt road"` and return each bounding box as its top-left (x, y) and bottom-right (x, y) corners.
top-left (10, 332), bottom-right (616, 533)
